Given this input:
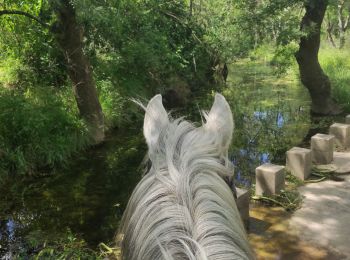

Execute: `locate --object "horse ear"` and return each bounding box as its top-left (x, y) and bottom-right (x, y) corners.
top-left (205, 93), bottom-right (234, 149)
top-left (143, 94), bottom-right (169, 150)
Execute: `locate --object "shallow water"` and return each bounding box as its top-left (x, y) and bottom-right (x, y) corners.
top-left (226, 60), bottom-right (311, 186)
top-left (0, 60), bottom-right (316, 258)
top-left (0, 127), bottom-right (147, 257)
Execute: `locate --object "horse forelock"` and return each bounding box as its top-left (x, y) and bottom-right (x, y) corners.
top-left (118, 117), bottom-right (255, 260)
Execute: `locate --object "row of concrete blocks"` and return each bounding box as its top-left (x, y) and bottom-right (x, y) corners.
top-left (236, 115), bottom-right (350, 227)
top-left (254, 115), bottom-right (350, 196)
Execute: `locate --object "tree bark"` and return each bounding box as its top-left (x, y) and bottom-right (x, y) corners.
top-left (53, 0), bottom-right (105, 144)
top-left (337, 0), bottom-right (350, 49)
top-left (189, 0), bottom-right (193, 16)
top-left (326, 13), bottom-right (337, 48)
top-left (295, 0), bottom-right (342, 115)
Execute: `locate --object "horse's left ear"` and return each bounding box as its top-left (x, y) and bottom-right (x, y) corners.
top-left (205, 93), bottom-right (234, 149)
top-left (143, 94), bottom-right (169, 150)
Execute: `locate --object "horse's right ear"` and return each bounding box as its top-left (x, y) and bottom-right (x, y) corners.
top-left (143, 94), bottom-right (169, 150)
top-left (204, 93), bottom-right (234, 150)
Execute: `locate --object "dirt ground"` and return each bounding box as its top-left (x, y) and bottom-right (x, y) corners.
top-left (289, 152), bottom-right (350, 259)
top-left (249, 152), bottom-right (350, 259)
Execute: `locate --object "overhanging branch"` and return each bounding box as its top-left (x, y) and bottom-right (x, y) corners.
top-left (0, 9), bottom-right (49, 27)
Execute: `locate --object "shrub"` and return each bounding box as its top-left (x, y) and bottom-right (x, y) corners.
top-left (0, 87), bottom-right (88, 175)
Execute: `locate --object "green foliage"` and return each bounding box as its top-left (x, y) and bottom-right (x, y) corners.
top-left (270, 42), bottom-right (299, 75)
top-left (0, 1), bottom-right (65, 88)
top-left (0, 87), bottom-right (88, 175)
top-left (285, 172), bottom-right (305, 187)
top-left (0, 0), bottom-right (218, 176)
top-left (15, 229), bottom-right (101, 259)
top-left (249, 42), bottom-right (299, 75)
top-left (35, 236), bottom-right (100, 259)
top-left (324, 0), bottom-right (350, 49)
top-left (74, 0), bottom-right (212, 96)
top-left (97, 80), bottom-right (125, 128)
top-left (319, 46), bottom-right (350, 111)
top-left (191, 0), bottom-right (255, 61)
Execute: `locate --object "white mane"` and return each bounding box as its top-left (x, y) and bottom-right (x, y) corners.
top-left (118, 94), bottom-right (255, 260)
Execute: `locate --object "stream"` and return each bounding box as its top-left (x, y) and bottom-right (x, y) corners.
top-left (1, 60), bottom-right (328, 259)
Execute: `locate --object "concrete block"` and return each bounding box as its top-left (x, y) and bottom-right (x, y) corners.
top-left (255, 164), bottom-right (285, 196)
top-left (312, 150), bottom-right (333, 165)
top-left (311, 134), bottom-right (334, 164)
top-left (329, 123), bottom-right (350, 148)
top-left (236, 187), bottom-right (250, 228)
top-left (346, 115), bottom-right (350, 124)
top-left (311, 134), bottom-right (334, 151)
top-left (286, 147), bottom-right (312, 180)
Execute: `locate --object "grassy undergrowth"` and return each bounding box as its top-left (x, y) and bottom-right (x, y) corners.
top-left (13, 229), bottom-right (102, 259)
top-left (251, 43), bottom-right (350, 113)
top-left (0, 87), bottom-right (89, 176)
top-left (319, 46), bottom-right (350, 112)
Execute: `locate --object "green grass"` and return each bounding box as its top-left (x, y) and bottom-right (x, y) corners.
top-left (248, 43), bottom-right (350, 113)
top-left (319, 46), bottom-right (350, 112)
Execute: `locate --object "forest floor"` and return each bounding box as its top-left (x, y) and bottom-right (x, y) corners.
top-left (289, 151), bottom-right (350, 259)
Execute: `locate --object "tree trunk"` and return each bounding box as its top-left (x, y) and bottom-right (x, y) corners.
top-left (189, 0), bottom-right (193, 16)
top-left (337, 0), bottom-right (350, 49)
top-left (53, 0), bottom-right (105, 144)
top-left (339, 28), bottom-right (346, 48)
top-left (326, 13), bottom-right (337, 48)
top-left (295, 0), bottom-right (342, 115)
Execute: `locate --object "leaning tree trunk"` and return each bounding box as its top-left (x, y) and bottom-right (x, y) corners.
top-left (295, 0), bottom-right (342, 115)
top-left (53, 0), bottom-right (105, 144)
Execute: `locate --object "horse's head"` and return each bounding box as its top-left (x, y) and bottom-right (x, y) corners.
top-left (119, 94), bottom-right (254, 260)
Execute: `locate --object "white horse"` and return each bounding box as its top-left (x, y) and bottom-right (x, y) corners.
top-left (118, 94), bottom-right (255, 260)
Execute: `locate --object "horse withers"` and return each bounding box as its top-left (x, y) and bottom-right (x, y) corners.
top-left (117, 94), bottom-right (255, 260)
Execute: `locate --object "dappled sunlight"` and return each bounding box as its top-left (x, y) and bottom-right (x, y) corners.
top-left (289, 174), bottom-right (350, 257)
top-left (0, 0), bottom-right (350, 258)
top-left (249, 204), bottom-right (345, 259)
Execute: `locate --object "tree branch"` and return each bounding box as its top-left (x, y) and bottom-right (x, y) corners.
top-left (0, 9), bottom-right (49, 27)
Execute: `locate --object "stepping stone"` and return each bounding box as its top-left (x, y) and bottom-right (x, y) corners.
top-left (329, 123), bottom-right (350, 149)
top-left (286, 147), bottom-right (312, 180)
top-left (236, 187), bottom-right (250, 229)
top-left (311, 134), bottom-right (334, 164)
top-left (346, 115), bottom-right (350, 124)
top-left (255, 163), bottom-right (285, 196)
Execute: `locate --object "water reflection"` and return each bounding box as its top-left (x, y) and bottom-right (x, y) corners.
top-left (224, 61), bottom-right (311, 186)
top-left (277, 112), bottom-right (284, 128)
top-left (0, 60), bottom-right (314, 257)
top-left (0, 219), bottom-right (20, 259)
top-left (0, 127), bottom-right (147, 257)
